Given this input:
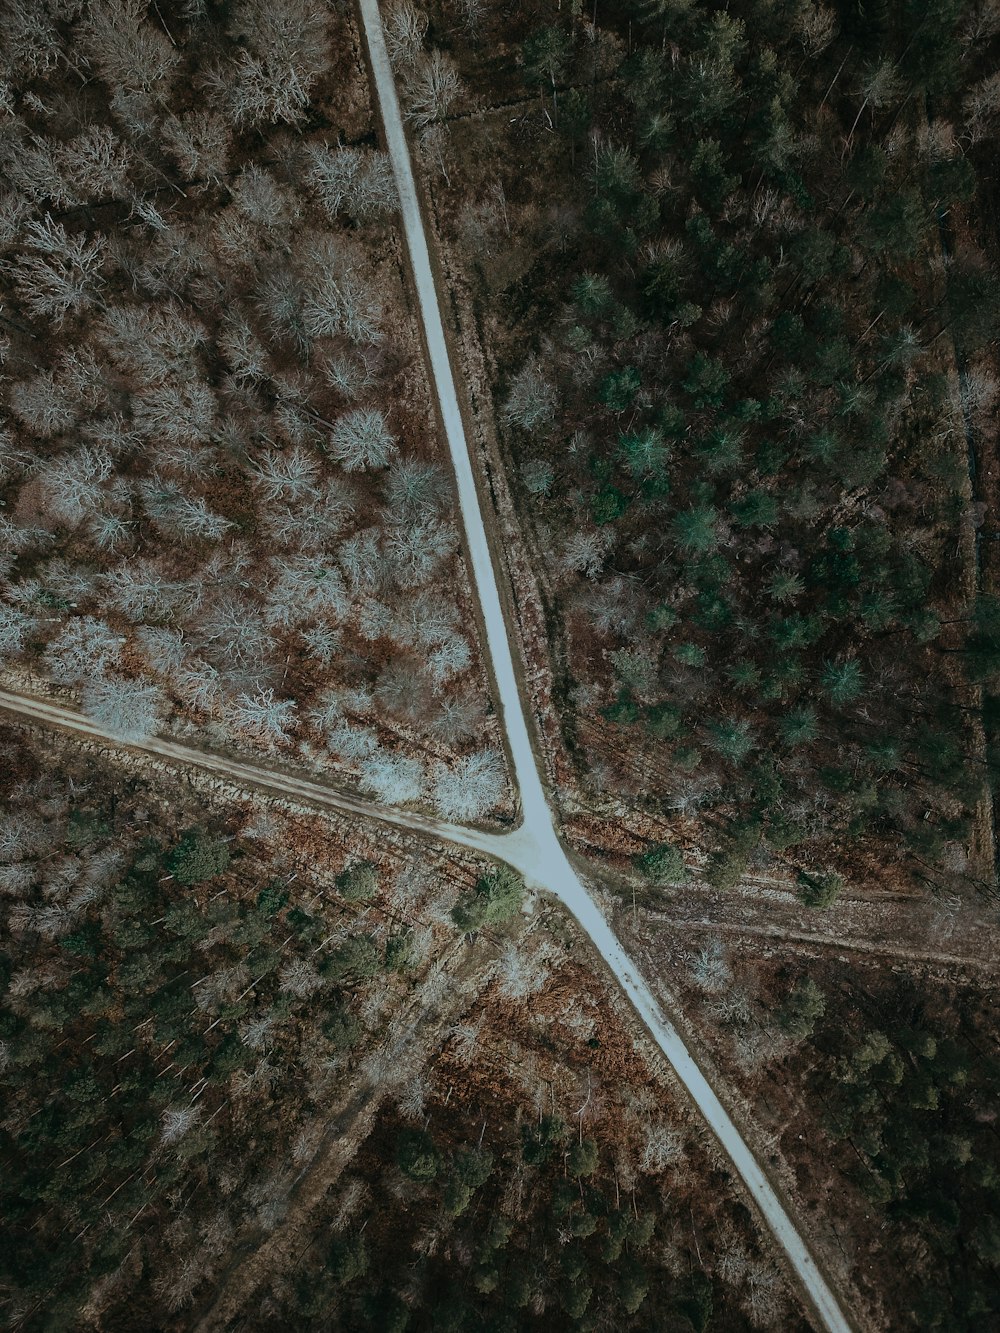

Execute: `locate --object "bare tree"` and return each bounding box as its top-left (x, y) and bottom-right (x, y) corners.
top-left (15, 216), bottom-right (105, 324)
top-left (278, 957), bottom-right (324, 998)
top-left (151, 493), bottom-right (231, 542)
top-left (385, 517), bottom-right (453, 586)
top-left (250, 445), bottom-right (320, 502)
top-left (219, 315), bottom-right (269, 385)
top-left (5, 134), bottom-right (77, 208)
top-left (175, 659), bottom-right (223, 713)
top-left (844, 60), bottom-right (901, 152)
top-left (102, 558), bottom-right (183, 622)
top-left (963, 70), bottom-right (1000, 144)
top-left (504, 358), bottom-right (557, 432)
top-left (59, 126), bottom-right (132, 201)
top-left (432, 748), bottom-right (505, 820)
top-left (256, 268), bottom-right (309, 356)
top-left (264, 556), bottom-right (349, 627)
top-left (222, 0), bottom-right (330, 127)
top-left (38, 446), bottom-right (114, 528)
top-left (81, 673), bottom-right (164, 741)
top-left (495, 939), bottom-right (549, 1000)
top-left (330, 409), bottom-right (397, 471)
top-left (794, 3), bottom-right (836, 57)
top-left (962, 0), bottom-right (1000, 46)
top-left (430, 693), bottom-right (480, 745)
top-left (226, 49), bottom-right (314, 127)
top-left (0, 604), bottom-right (35, 663)
top-left (226, 688), bottom-right (297, 745)
top-left (963, 365), bottom-right (999, 417)
top-left (384, 0), bottom-right (428, 68)
top-left (161, 1104), bottom-right (203, 1148)
top-left (455, 0), bottom-right (487, 37)
top-left (339, 528), bottom-right (385, 591)
top-left (134, 381), bottom-right (216, 444)
top-left (558, 528), bottom-right (613, 579)
top-left (307, 144), bottom-right (396, 221)
top-left (687, 937), bottom-right (731, 993)
top-left (360, 749), bottom-right (425, 804)
top-left (231, 165), bottom-right (292, 228)
top-left (263, 479), bottom-right (356, 551)
top-left (159, 110), bottom-right (232, 182)
top-left (326, 721), bottom-right (378, 763)
top-left (198, 595), bottom-right (276, 672)
top-left (302, 266), bottom-right (383, 346)
top-left (323, 349), bottom-right (379, 400)
top-left (404, 50), bottom-right (462, 131)
top-left (81, 0), bottom-right (180, 92)
top-left (136, 625), bottom-right (187, 675)
top-left (396, 1072), bottom-right (430, 1121)
top-left (0, 0), bottom-right (62, 82)
top-left (100, 303), bottom-right (208, 385)
top-left (428, 632), bottom-right (471, 686)
top-left (44, 616), bottom-right (124, 685)
top-left (384, 457), bottom-right (449, 519)
top-left (8, 370), bottom-right (76, 437)
top-left (639, 1121), bottom-right (683, 1173)
top-left (742, 1258), bottom-right (786, 1328)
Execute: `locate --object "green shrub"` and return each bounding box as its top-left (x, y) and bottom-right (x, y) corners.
top-left (336, 860), bottom-right (378, 901)
top-left (167, 828), bottom-right (230, 886)
top-left (778, 977), bottom-right (826, 1039)
top-left (397, 1129), bottom-right (441, 1182)
top-left (634, 841), bottom-right (686, 884)
top-left (451, 865), bottom-right (524, 930)
top-left (797, 869), bottom-right (844, 908)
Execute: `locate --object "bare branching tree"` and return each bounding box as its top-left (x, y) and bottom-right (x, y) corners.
top-left (302, 265), bottom-right (383, 346)
top-left (226, 688), bottom-right (297, 745)
top-left (384, 0), bottom-right (428, 68)
top-left (159, 110), bottom-right (232, 182)
top-left (59, 126), bottom-right (132, 201)
top-left (81, 673), bottom-right (164, 741)
top-left (639, 1121), bottom-right (683, 1173)
top-left (250, 446), bottom-right (320, 503)
top-left (495, 939), bottom-right (549, 1000)
top-left (360, 749), bottom-right (425, 804)
top-left (81, 0), bottom-right (180, 92)
top-left (687, 937), bottom-right (731, 993)
top-left (330, 409), bottom-right (397, 471)
top-left (43, 616), bottom-right (125, 685)
top-left (15, 216), bottom-right (105, 324)
top-left (404, 50), bottom-right (462, 131)
top-left (307, 144), bottom-right (396, 221)
top-left (504, 359), bottom-right (557, 432)
top-left (264, 556), bottom-right (349, 627)
top-left (432, 747), bottom-right (505, 820)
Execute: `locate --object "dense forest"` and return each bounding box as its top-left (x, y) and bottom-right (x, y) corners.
top-left (392, 6), bottom-right (1000, 1321)
top-left (4, 1), bottom-right (1000, 1330)
top-left (0, 0), bottom-right (509, 822)
top-left (424, 0), bottom-right (1000, 894)
top-left (0, 727), bottom-right (810, 1330)
top-left (660, 930), bottom-right (1000, 1329)
top-left (0, 724), bottom-right (461, 1326)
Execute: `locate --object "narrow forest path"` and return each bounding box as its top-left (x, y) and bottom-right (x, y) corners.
top-left (353, 3), bottom-right (852, 1329)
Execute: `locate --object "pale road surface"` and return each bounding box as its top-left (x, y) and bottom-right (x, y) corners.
top-left (356, 2), bottom-right (852, 1330)
top-left (0, 13), bottom-right (850, 1330)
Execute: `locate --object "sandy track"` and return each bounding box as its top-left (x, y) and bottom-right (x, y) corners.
top-left (0, 687), bottom-right (513, 860)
